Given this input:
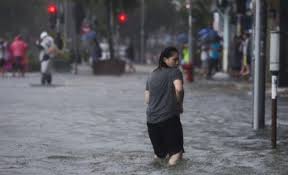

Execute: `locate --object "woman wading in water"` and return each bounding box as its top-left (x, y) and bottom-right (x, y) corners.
top-left (145, 46), bottom-right (184, 166)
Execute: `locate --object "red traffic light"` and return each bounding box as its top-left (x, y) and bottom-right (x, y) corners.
top-left (117, 11), bottom-right (128, 24)
top-left (48, 4), bottom-right (57, 14)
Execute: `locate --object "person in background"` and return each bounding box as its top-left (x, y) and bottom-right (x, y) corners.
top-left (10, 35), bottom-right (28, 77)
top-left (145, 46), bottom-right (184, 166)
top-left (36, 31), bottom-right (57, 85)
top-left (0, 38), bottom-right (8, 77)
top-left (180, 44), bottom-right (193, 82)
top-left (231, 36), bottom-right (243, 77)
top-left (207, 38), bottom-right (221, 78)
top-left (125, 41), bottom-right (136, 73)
top-left (200, 44), bottom-right (209, 78)
top-left (240, 33), bottom-right (251, 77)
top-left (90, 38), bottom-right (102, 64)
top-left (90, 38), bottom-right (102, 74)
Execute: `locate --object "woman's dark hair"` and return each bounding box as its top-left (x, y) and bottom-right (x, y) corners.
top-left (154, 46), bottom-right (179, 71)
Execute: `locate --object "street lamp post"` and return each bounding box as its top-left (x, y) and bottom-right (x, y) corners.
top-left (182, 0), bottom-right (194, 82)
top-left (216, 0), bottom-right (230, 74)
top-left (140, 0), bottom-right (145, 63)
top-left (269, 31), bottom-right (280, 148)
top-left (223, 7), bottom-right (230, 73)
top-left (188, 0), bottom-right (193, 67)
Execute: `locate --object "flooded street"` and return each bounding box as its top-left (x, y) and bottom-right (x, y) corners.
top-left (0, 67), bottom-right (287, 175)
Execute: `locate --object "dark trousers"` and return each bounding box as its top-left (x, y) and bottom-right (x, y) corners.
top-left (41, 73), bottom-right (52, 85)
top-left (13, 56), bottom-right (24, 72)
top-left (208, 59), bottom-right (219, 77)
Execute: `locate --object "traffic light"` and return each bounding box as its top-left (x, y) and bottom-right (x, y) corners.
top-left (48, 4), bottom-right (57, 14)
top-left (117, 11), bottom-right (128, 25)
top-left (47, 4), bottom-right (58, 29)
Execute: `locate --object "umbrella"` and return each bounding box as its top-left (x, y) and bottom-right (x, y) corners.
top-left (198, 28), bottom-right (219, 42)
top-left (176, 33), bottom-right (188, 45)
top-left (198, 28), bottom-right (210, 36)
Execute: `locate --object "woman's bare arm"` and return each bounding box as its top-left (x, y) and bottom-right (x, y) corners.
top-left (173, 79), bottom-right (184, 104)
top-left (144, 90), bottom-right (149, 104)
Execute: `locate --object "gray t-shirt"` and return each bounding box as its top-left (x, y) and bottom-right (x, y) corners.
top-left (146, 67), bottom-right (183, 124)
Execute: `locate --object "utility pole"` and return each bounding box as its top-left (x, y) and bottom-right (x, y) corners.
top-left (216, 0), bottom-right (230, 73)
top-left (140, 0), bottom-right (145, 63)
top-left (260, 0), bottom-right (267, 128)
top-left (223, 8), bottom-right (230, 72)
top-left (253, 0), bottom-right (266, 130)
top-left (188, 0), bottom-right (193, 66)
top-left (269, 31), bottom-right (280, 148)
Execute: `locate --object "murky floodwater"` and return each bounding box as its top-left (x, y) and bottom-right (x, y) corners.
top-left (0, 71), bottom-right (287, 175)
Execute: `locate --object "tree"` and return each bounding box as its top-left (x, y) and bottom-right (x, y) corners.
top-left (0, 0), bottom-right (47, 38)
top-left (70, 0), bottom-right (213, 60)
top-left (172, 0), bottom-right (213, 32)
top-left (72, 0), bottom-right (139, 59)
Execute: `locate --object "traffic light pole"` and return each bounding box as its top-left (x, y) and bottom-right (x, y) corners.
top-left (56, 0), bottom-right (60, 34)
top-left (188, 0), bottom-right (193, 66)
top-left (140, 0), bottom-right (145, 63)
top-left (187, 0), bottom-right (194, 82)
top-left (71, 1), bottom-right (78, 74)
top-left (107, 0), bottom-right (115, 60)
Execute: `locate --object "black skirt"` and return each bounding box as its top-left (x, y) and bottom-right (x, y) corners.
top-left (147, 116), bottom-right (184, 158)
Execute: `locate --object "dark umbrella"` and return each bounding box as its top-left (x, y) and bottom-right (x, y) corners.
top-left (176, 33), bottom-right (188, 45)
top-left (199, 28), bottom-right (219, 42)
top-left (198, 28), bottom-right (210, 36)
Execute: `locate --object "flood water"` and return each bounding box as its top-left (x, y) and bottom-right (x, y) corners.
top-left (0, 71), bottom-right (287, 175)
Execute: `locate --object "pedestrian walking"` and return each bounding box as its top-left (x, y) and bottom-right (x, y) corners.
top-left (10, 35), bottom-right (28, 77)
top-left (145, 46), bottom-right (184, 166)
top-left (0, 38), bottom-right (8, 77)
top-left (231, 36), bottom-right (243, 77)
top-left (200, 44), bottom-right (209, 77)
top-left (90, 38), bottom-right (102, 74)
top-left (180, 44), bottom-right (193, 82)
top-left (36, 31), bottom-right (58, 85)
top-left (125, 41), bottom-right (136, 73)
top-left (207, 39), bottom-right (221, 78)
top-left (240, 33), bottom-right (251, 77)
top-left (90, 38), bottom-right (102, 64)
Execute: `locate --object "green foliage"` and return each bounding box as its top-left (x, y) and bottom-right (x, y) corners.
top-left (57, 50), bottom-right (71, 62)
top-left (176, 0), bottom-right (213, 31)
top-left (27, 51), bottom-right (40, 72)
top-left (0, 0), bottom-right (46, 36)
